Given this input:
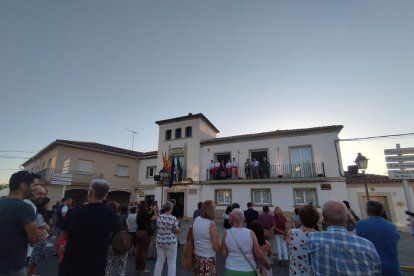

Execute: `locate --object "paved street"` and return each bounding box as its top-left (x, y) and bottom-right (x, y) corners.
top-left (38, 220), bottom-right (414, 275)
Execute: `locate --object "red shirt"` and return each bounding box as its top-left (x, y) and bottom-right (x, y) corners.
top-left (274, 215), bottom-right (287, 234)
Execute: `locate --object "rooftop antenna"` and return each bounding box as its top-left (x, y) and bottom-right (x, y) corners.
top-left (126, 128), bottom-right (137, 150)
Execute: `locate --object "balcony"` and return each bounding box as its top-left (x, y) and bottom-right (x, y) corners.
top-left (37, 168), bottom-right (104, 185)
top-left (206, 162), bottom-right (325, 181)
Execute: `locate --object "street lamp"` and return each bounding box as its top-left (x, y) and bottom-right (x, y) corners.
top-left (354, 153), bottom-right (369, 200)
top-left (158, 168), bottom-right (169, 206)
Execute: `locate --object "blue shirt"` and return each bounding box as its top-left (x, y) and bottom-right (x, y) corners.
top-left (356, 216), bottom-right (402, 276)
top-left (307, 226), bottom-right (381, 276)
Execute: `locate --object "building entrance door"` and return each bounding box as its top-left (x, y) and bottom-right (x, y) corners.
top-left (168, 192), bottom-right (184, 219)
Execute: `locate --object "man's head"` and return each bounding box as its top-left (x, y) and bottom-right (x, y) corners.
top-left (27, 184), bottom-right (47, 205)
top-left (343, 200), bottom-right (351, 209)
top-left (197, 201), bottom-right (203, 209)
top-left (366, 200), bottom-right (384, 217)
top-left (263, 205), bottom-right (270, 213)
top-left (9, 171), bottom-right (41, 193)
top-left (247, 202), bottom-right (253, 208)
top-left (88, 179), bottom-right (110, 201)
top-left (322, 200), bottom-right (349, 227)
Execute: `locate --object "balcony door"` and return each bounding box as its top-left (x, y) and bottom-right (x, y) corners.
top-left (289, 146), bottom-right (314, 177)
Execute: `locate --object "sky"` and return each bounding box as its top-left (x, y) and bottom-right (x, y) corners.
top-left (1, 0), bottom-right (413, 184)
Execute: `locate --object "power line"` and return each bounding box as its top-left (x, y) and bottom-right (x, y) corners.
top-left (339, 132), bottom-right (414, 142)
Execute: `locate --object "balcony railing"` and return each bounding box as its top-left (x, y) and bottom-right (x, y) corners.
top-left (37, 168), bottom-right (104, 185)
top-left (206, 162), bottom-right (325, 181)
top-left (158, 169), bottom-right (193, 184)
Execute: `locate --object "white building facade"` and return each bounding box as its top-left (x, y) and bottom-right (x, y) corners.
top-left (152, 113), bottom-right (347, 220)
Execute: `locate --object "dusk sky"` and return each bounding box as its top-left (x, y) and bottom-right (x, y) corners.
top-left (1, 1), bottom-right (413, 184)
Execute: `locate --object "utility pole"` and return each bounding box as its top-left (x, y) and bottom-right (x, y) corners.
top-left (126, 129), bottom-right (137, 150)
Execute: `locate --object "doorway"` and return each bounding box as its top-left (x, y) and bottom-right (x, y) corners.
top-left (168, 192), bottom-right (184, 219)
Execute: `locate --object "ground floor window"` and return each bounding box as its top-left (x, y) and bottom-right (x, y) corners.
top-left (293, 188), bottom-right (318, 205)
top-left (251, 189), bottom-right (271, 205)
top-left (215, 189), bottom-right (232, 206)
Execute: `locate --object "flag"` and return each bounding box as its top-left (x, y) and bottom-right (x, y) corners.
top-left (177, 157), bottom-right (183, 181)
top-left (168, 157), bottom-right (175, 188)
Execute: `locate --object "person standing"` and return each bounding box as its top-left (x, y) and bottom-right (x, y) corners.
top-left (105, 201), bottom-right (130, 276)
top-left (0, 171), bottom-right (44, 276)
top-left (273, 207), bottom-right (288, 266)
top-left (135, 201), bottom-right (152, 274)
top-left (287, 205), bottom-right (319, 276)
top-left (244, 202), bottom-right (259, 229)
top-left (258, 206), bottom-right (276, 242)
top-left (307, 200), bottom-right (381, 275)
top-left (154, 201), bottom-right (180, 276)
top-left (291, 207), bottom-right (301, 229)
top-left (261, 157), bottom-right (270, 178)
top-left (231, 157), bottom-right (239, 179)
top-left (54, 196), bottom-right (72, 253)
top-left (221, 208), bottom-right (271, 275)
top-left (193, 202), bottom-right (202, 221)
top-left (60, 179), bottom-right (117, 276)
top-left (250, 221), bottom-right (273, 276)
top-left (192, 200), bottom-right (220, 275)
top-left (357, 201), bottom-right (402, 276)
top-left (225, 160), bottom-right (232, 179)
top-left (244, 158), bottom-right (252, 179)
top-left (343, 200), bottom-right (359, 231)
top-left (252, 157), bottom-right (260, 179)
top-left (127, 206), bottom-right (137, 255)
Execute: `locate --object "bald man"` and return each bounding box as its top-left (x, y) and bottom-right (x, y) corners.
top-left (306, 200), bottom-right (381, 276)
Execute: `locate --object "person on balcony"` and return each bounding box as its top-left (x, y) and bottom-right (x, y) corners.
top-left (245, 158), bottom-right (252, 179)
top-left (213, 160), bottom-right (220, 180)
top-left (208, 160), bottom-right (214, 180)
top-left (262, 157), bottom-right (270, 178)
top-left (252, 158), bottom-right (260, 179)
top-left (225, 160), bottom-right (232, 179)
top-left (232, 157), bottom-right (239, 179)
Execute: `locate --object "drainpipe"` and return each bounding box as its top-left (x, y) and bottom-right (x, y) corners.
top-left (334, 140), bottom-right (345, 177)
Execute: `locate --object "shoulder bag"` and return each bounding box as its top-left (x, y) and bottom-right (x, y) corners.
top-left (182, 226), bottom-right (194, 269)
top-left (228, 229), bottom-right (262, 276)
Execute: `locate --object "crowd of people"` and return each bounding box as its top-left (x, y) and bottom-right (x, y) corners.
top-left (0, 170), bottom-right (406, 276)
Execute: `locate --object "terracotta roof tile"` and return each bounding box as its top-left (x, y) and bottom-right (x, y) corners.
top-left (345, 171), bottom-right (414, 183)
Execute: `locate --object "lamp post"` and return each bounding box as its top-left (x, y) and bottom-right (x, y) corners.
top-left (354, 152), bottom-right (369, 200)
top-left (159, 168), bottom-right (169, 206)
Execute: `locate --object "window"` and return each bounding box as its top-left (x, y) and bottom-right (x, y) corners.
top-left (146, 166), bottom-right (156, 178)
top-left (252, 189), bottom-right (271, 205)
top-left (215, 190), bottom-right (232, 206)
top-left (293, 188), bottom-right (318, 205)
top-left (165, 130), bottom-right (172, 140)
top-left (175, 128), bottom-right (182, 139)
top-left (185, 126), bottom-right (192, 137)
top-left (215, 152), bottom-right (231, 164)
top-left (290, 146), bottom-right (314, 177)
top-left (76, 160), bottom-right (93, 174)
top-left (116, 165), bottom-right (128, 177)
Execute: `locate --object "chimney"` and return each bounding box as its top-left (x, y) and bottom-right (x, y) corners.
top-left (348, 165), bottom-right (359, 175)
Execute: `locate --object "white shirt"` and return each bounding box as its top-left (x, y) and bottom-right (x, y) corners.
top-left (252, 160), bottom-right (259, 167)
top-left (193, 217), bottom-right (215, 257)
top-left (127, 213), bottom-right (138, 233)
top-left (225, 228), bottom-right (256, 272)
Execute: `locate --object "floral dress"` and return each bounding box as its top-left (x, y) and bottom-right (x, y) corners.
top-left (288, 228), bottom-right (312, 276)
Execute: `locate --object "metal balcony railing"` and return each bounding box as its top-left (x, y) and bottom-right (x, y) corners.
top-left (37, 168), bottom-right (104, 185)
top-left (205, 162), bottom-right (325, 181)
top-left (158, 169), bottom-right (193, 183)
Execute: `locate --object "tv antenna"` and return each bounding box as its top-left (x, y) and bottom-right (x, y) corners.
top-left (126, 128), bottom-right (137, 150)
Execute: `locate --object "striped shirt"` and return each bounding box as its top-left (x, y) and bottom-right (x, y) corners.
top-left (306, 226), bottom-right (381, 276)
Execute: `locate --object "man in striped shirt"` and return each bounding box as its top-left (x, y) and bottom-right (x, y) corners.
top-left (307, 200), bottom-right (381, 276)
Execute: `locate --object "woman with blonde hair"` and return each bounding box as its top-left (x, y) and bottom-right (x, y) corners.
top-left (192, 200), bottom-right (220, 275)
top-left (273, 206), bottom-right (288, 266)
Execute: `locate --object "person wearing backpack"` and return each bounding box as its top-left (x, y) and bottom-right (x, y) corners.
top-left (105, 201), bottom-right (130, 276)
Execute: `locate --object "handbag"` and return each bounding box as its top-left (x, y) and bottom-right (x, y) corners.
top-left (228, 229), bottom-right (262, 276)
top-left (182, 226), bottom-right (194, 269)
